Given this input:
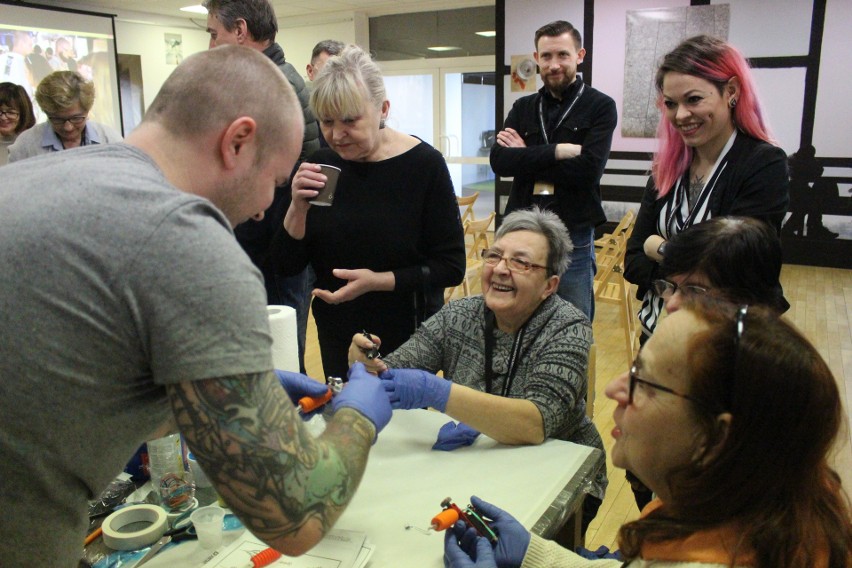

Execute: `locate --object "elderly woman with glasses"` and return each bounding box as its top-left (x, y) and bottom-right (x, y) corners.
top-left (0, 82), bottom-right (36, 166)
top-left (349, 206), bottom-right (607, 532)
top-left (445, 299), bottom-right (852, 568)
top-left (9, 70), bottom-right (121, 162)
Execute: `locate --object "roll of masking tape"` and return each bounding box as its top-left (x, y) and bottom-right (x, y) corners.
top-left (102, 504), bottom-right (168, 551)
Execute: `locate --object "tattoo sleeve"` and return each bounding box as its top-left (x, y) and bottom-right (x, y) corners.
top-left (166, 371), bottom-right (373, 554)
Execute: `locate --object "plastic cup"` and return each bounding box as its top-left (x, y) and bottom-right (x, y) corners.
top-left (309, 164), bottom-right (341, 206)
top-left (190, 505), bottom-right (225, 549)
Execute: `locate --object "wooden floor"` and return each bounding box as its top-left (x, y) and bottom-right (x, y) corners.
top-left (303, 263), bottom-right (852, 552)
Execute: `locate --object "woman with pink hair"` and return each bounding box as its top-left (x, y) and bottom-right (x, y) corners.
top-left (624, 35), bottom-right (789, 345)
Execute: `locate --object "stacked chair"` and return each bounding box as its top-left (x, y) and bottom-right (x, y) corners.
top-left (445, 193), bottom-right (495, 303)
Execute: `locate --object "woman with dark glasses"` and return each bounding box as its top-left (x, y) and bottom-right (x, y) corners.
top-left (629, 216), bottom-right (789, 509)
top-left (0, 82), bottom-right (36, 166)
top-left (654, 216), bottom-right (789, 315)
top-left (445, 299), bottom-right (851, 568)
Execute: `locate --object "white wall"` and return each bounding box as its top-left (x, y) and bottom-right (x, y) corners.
top-left (114, 19), bottom-right (209, 119)
top-left (113, 13), bottom-right (366, 123)
top-left (276, 14), bottom-right (369, 84)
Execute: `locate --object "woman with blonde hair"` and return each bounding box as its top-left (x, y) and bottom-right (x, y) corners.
top-left (269, 45), bottom-right (464, 379)
top-left (9, 70), bottom-right (121, 161)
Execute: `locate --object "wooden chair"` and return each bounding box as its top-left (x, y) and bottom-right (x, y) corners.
top-left (593, 215), bottom-right (639, 369)
top-left (445, 211), bottom-right (495, 302)
top-left (594, 209), bottom-right (635, 250)
top-left (457, 192), bottom-right (479, 226)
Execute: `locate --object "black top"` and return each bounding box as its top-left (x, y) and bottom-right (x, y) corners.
top-left (490, 78), bottom-right (617, 229)
top-left (624, 132), bottom-right (790, 300)
top-left (268, 141), bottom-right (465, 376)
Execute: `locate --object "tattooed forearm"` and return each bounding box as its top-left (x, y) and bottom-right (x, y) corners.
top-left (166, 371), bottom-right (373, 554)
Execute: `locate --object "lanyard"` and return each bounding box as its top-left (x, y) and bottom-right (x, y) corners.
top-left (537, 82), bottom-right (585, 144)
top-left (483, 310), bottom-right (527, 396)
top-left (662, 130), bottom-right (738, 235)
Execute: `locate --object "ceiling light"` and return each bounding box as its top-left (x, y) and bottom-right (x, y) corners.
top-left (475, 31), bottom-right (496, 37)
top-left (180, 5), bottom-right (207, 14)
top-left (427, 46), bottom-right (461, 52)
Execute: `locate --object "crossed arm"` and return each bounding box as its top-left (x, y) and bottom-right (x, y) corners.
top-left (166, 371), bottom-right (374, 556)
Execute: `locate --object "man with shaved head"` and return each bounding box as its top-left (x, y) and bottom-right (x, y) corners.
top-left (0, 46), bottom-right (391, 567)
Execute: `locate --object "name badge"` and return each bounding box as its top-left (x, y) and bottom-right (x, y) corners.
top-left (533, 182), bottom-right (554, 196)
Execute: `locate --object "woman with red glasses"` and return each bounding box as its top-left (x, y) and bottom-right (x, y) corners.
top-left (445, 299), bottom-right (851, 568)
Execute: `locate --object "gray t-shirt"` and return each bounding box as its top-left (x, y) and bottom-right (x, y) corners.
top-left (0, 144), bottom-right (272, 566)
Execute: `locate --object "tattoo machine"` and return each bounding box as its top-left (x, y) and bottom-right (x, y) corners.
top-left (361, 330), bottom-right (381, 360)
top-left (298, 376), bottom-right (344, 414)
top-left (430, 497), bottom-right (498, 543)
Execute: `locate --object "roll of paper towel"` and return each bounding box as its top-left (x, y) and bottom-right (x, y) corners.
top-left (268, 305), bottom-right (299, 372)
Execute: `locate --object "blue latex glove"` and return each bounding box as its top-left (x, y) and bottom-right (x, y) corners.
top-left (468, 496), bottom-right (530, 568)
top-left (444, 524), bottom-right (497, 568)
top-left (378, 368), bottom-right (451, 412)
top-left (274, 370), bottom-right (329, 406)
top-left (331, 362), bottom-right (393, 439)
top-left (433, 421), bottom-right (480, 451)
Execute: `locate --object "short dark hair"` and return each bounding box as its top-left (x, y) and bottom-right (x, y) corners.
top-left (202, 0), bottom-right (278, 43)
top-left (311, 39), bottom-right (345, 63)
top-left (660, 216), bottom-right (789, 313)
top-left (0, 82), bottom-right (36, 133)
top-left (534, 20), bottom-right (581, 51)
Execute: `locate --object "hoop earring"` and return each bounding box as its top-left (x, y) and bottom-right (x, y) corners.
top-left (729, 98), bottom-right (737, 109)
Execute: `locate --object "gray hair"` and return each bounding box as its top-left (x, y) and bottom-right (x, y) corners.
top-left (496, 206), bottom-right (573, 277)
top-left (202, 0), bottom-right (277, 43)
top-left (310, 44), bottom-right (386, 121)
top-left (311, 39), bottom-right (345, 64)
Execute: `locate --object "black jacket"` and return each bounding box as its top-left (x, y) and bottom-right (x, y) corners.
top-left (263, 42), bottom-right (320, 160)
top-left (624, 133), bottom-right (790, 299)
top-left (491, 78), bottom-right (617, 229)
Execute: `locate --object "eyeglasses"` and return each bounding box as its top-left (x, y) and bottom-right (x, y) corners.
top-left (652, 278), bottom-right (709, 299)
top-left (47, 115), bottom-right (87, 127)
top-left (0, 109), bottom-right (20, 119)
top-left (628, 364), bottom-right (710, 411)
top-left (481, 249), bottom-right (547, 274)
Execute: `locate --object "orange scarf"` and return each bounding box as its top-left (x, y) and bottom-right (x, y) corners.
top-left (638, 499), bottom-right (757, 566)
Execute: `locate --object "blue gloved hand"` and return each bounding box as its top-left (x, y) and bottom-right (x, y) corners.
top-left (274, 370), bottom-right (329, 403)
top-left (274, 370), bottom-right (330, 418)
top-left (433, 421), bottom-right (480, 451)
top-left (378, 368), bottom-right (451, 412)
top-left (468, 496), bottom-right (530, 568)
top-left (444, 524), bottom-right (497, 568)
top-left (331, 362), bottom-right (393, 439)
